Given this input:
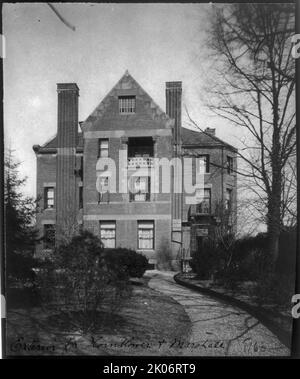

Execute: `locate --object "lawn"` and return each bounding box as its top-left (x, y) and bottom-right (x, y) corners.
top-left (6, 275), bottom-right (191, 356)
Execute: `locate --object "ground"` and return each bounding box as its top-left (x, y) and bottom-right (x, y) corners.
top-left (6, 271), bottom-right (290, 356)
top-left (148, 270), bottom-right (290, 356)
top-left (176, 273), bottom-right (292, 338)
top-left (6, 275), bottom-right (191, 356)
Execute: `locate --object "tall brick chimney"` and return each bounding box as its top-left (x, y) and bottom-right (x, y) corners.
top-left (166, 81), bottom-right (182, 249)
top-left (56, 83), bottom-right (79, 243)
top-left (166, 81), bottom-right (182, 152)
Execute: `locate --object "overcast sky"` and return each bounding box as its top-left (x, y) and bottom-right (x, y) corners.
top-left (4, 3), bottom-right (238, 198)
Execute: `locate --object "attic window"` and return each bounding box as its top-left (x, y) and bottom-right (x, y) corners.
top-left (119, 96), bottom-right (136, 114)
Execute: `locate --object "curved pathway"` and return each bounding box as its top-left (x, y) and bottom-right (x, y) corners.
top-left (147, 270), bottom-right (290, 357)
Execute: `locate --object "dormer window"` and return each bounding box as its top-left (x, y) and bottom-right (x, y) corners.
top-left (119, 96), bottom-right (136, 114)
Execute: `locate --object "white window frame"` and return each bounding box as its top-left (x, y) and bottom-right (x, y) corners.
top-left (98, 139), bottom-right (109, 158)
top-left (45, 187), bottom-right (54, 209)
top-left (138, 221), bottom-right (154, 250)
top-left (119, 96), bottom-right (136, 114)
top-left (100, 221), bottom-right (116, 248)
top-left (197, 155), bottom-right (209, 174)
top-left (130, 176), bottom-right (150, 202)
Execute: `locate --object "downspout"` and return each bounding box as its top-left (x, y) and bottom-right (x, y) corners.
top-left (221, 146), bottom-right (224, 208)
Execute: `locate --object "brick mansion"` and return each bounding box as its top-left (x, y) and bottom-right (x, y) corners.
top-left (33, 71), bottom-right (237, 266)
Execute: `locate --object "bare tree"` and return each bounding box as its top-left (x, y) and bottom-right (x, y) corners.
top-left (55, 206), bottom-right (81, 247)
top-left (202, 3), bottom-right (295, 265)
top-left (212, 195), bottom-right (256, 270)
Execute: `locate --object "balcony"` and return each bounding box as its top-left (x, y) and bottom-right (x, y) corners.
top-left (189, 203), bottom-right (211, 216)
top-left (127, 157), bottom-right (154, 168)
top-left (127, 137), bottom-right (154, 169)
top-left (129, 192), bottom-right (150, 202)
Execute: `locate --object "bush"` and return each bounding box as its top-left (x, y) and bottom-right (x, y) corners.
top-left (104, 248), bottom-right (148, 278)
top-left (213, 230), bottom-right (296, 298)
top-left (276, 229), bottom-right (296, 276)
top-left (252, 272), bottom-right (295, 307)
top-left (213, 234), bottom-right (270, 288)
top-left (7, 251), bottom-right (37, 286)
top-left (233, 233), bottom-right (268, 258)
top-left (190, 233), bottom-right (270, 286)
top-left (215, 265), bottom-right (249, 290)
top-left (190, 239), bottom-right (220, 279)
top-left (36, 231), bottom-right (131, 333)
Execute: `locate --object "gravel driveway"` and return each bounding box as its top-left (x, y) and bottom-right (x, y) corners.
top-left (147, 270), bottom-right (290, 357)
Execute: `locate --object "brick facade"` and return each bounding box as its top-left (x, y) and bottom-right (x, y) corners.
top-left (33, 71), bottom-right (237, 267)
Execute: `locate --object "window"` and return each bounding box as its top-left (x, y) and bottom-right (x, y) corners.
top-left (98, 176), bottom-right (110, 203)
top-left (197, 155), bottom-right (210, 174)
top-left (98, 139), bottom-right (109, 158)
top-left (44, 187), bottom-right (54, 209)
top-left (119, 96), bottom-right (136, 114)
top-left (195, 188), bottom-right (211, 214)
top-left (100, 221), bottom-right (116, 248)
top-left (79, 156), bottom-right (83, 181)
top-left (225, 188), bottom-right (233, 211)
top-left (98, 176), bottom-right (109, 191)
top-left (44, 224), bottom-right (55, 249)
top-left (138, 221), bottom-right (154, 250)
top-left (129, 177), bottom-right (150, 202)
top-left (227, 156), bottom-right (233, 174)
top-left (79, 186), bottom-right (83, 209)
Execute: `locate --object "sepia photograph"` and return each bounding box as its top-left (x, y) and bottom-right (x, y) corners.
top-left (1, 2), bottom-right (298, 359)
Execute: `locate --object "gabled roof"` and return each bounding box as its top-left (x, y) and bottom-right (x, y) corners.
top-left (32, 132), bottom-right (83, 154)
top-left (42, 133), bottom-right (83, 149)
top-left (83, 70), bottom-right (172, 128)
top-left (37, 127), bottom-right (236, 153)
top-left (42, 135), bottom-right (58, 149)
top-left (34, 71), bottom-right (236, 153)
top-left (181, 127), bottom-right (237, 152)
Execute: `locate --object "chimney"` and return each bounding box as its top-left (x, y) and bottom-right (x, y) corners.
top-left (166, 82), bottom-right (182, 247)
top-left (166, 82), bottom-right (182, 153)
top-left (57, 83), bottom-right (79, 147)
top-left (56, 83), bottom-right (79, 243)
top-left (205, 127), bottom-right (216, 136)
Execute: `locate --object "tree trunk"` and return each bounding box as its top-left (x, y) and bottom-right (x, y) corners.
top-left (267, 175), bottom-right (281, 267)
top-left (268, 54), bottom-right (282, 269)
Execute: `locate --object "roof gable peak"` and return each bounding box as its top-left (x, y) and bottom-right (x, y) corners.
top-left (83, 72), bottom-right (171, 126)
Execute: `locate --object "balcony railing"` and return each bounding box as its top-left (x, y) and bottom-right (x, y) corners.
top-left (127, 157), bottom-right (154, 168)
top-left (189, 203), bottom-right (211, 216)
top-left (129, 192), bottom-right (150, 202)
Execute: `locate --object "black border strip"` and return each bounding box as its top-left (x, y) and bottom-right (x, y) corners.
top-left (291, 0), bottom-right (300, 358)
top-left (1, 0), bottom-right (299, 360)
top-left (0, 1), bottom-right (6, 360)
